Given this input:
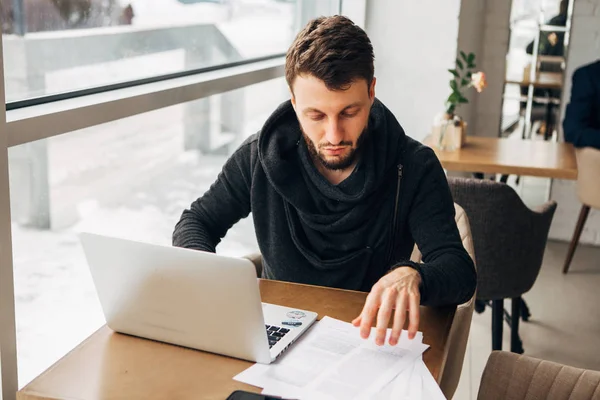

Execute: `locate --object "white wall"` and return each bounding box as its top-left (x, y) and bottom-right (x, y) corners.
top-left (365, 0), bottom-right (462, 141)
top-left (549, 0), bottom-right (600, 244)
top-left (365, 0), bottom-right (511, 142)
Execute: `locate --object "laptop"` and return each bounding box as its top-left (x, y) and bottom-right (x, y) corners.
top-left (79, 232), bottom-right (318, 364)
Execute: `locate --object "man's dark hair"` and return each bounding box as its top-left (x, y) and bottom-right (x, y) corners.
top-left (285, 15), bottom-right (375, 92)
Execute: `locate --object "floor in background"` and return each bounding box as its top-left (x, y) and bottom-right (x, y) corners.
top-left (453, 239), bottom-right (600, 399)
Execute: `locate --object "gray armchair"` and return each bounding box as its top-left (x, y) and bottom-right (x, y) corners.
top-left (448, 177), bottom-right (557, 353)
top-left (478, 351), bottom-right (600, 400)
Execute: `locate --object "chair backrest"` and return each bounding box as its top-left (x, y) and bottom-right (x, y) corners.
top-left (576, 147), bottom-right (600, 209)
top-left (411, 203), bottom-right (476, 400)
top-left (478, 351), bottom-right (600, 400)
top-left (447, 177), bottom-right (557, 300)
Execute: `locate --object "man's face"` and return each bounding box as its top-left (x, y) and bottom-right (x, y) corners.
top-left (291, 75), bottom-right (376, 171)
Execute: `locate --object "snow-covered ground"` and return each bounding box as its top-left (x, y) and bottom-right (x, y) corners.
top-left (127, 0), bottom-right (296, 58)
top-left (9, 78), bottom-right (287, 387)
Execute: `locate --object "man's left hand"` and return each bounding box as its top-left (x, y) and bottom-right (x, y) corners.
top-left (352, 266), bottom-right (421, 346)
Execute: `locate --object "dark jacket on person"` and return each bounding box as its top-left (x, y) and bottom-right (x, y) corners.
top-left (172, 99), bottom-right (476, 307)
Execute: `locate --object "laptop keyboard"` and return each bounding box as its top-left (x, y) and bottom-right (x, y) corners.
top-left (265, 325), bottom-right (290, 348)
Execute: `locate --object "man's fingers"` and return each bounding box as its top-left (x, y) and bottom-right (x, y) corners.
top-left (359, 305), bottom-right (377, 339)
top-left (358, 296), bottom-right (380, 339)
top-left (389, 290), bottom-right (407, 346)
top-left (407, 290), bottom-right (420, 340)
top-left (374, 289), bottom-right (396, 346)
top-left (358, 287), bottom-right (383, 339)
top-left (352, 316), bottom-right (361, 327)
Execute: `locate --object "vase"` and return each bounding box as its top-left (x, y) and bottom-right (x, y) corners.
top-left (431, 113), bottom-right (467, 151)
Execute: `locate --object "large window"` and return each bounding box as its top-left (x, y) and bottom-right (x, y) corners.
top-left (3, 0), bottom-right (340, 103)
top-left (9, 77), bottom-right (290, 386)
top-left (0, 1), bottom-right (346, 395)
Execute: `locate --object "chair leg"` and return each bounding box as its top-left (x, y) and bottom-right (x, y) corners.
top-left (520, 298), bottom-right (531, 322)
top-left (563, 205), bottom-right (591, 274)
top-left (492, 299), bottom-right (504, 351)
top-left (511, 298), bottom-right (524, 354)
top-left (474, 299), bottom-right (486, 314)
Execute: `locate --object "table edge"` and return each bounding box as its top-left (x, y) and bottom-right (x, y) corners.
top-left (436, 161), bottom-right (578, 180)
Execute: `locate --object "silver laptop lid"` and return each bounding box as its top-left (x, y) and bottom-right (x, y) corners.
top-left (79, 232), bottom-right (272, 364)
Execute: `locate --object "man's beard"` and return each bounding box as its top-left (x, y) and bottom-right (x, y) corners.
top-left (303, 125), bottom-right (368, 171)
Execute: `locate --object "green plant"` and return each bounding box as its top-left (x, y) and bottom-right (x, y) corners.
top-left (446, 51), bottom-right (485, 116)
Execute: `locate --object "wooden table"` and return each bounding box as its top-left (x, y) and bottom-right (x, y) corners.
top-left (424, 135), bottom-right (578, 180)
top-left (18, 280), bottom-right (455, 400)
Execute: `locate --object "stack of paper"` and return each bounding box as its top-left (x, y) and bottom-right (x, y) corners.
top-left (233, 317), bottom-right (446, 400)
top-left (372, 355), bottom-right (446, 399)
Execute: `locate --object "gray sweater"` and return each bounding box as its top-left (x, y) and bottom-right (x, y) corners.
top-left (173, 99), bottom-right (476, 307)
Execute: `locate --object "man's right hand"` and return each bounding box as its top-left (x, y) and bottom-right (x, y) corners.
top-left (351, 266), bottom-right (421, 346)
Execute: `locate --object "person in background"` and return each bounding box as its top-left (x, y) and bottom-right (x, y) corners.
top-left (525, 0), bottom-right (569, 63)
top-left (563, 60), bottom-right (600, 149)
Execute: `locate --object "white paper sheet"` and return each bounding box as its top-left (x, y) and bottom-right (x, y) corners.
top-left (235, 317), bottom-right (365, 391)
top-left (373, 355), bottom-right (447, 400)
top-left (235, 317), bottom-right (428, 400)
top-left (370, 358), bottom-right (414, 400)
top-left (302, 340), bottom-right (428, 400)
top-left (419, 357), bottom-right (447, 399)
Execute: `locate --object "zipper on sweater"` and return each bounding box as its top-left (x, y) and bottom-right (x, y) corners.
top-left (386, 164), bottom-right (404, 264)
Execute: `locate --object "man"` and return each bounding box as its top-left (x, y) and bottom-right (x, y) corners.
top-left (173, 16), bottom-right (476, 346)
top-left (525, 0), bottom-right (568, 61)
top-left (563, 60), bottom-right (600, 148)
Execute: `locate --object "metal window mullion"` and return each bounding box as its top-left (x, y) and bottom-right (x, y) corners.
top-left (0, 32), bottom-right (19, 400)
top-left (6, 53), bottom-right (286, 112)
top-left (7, 57), bottom-right (285, 148)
